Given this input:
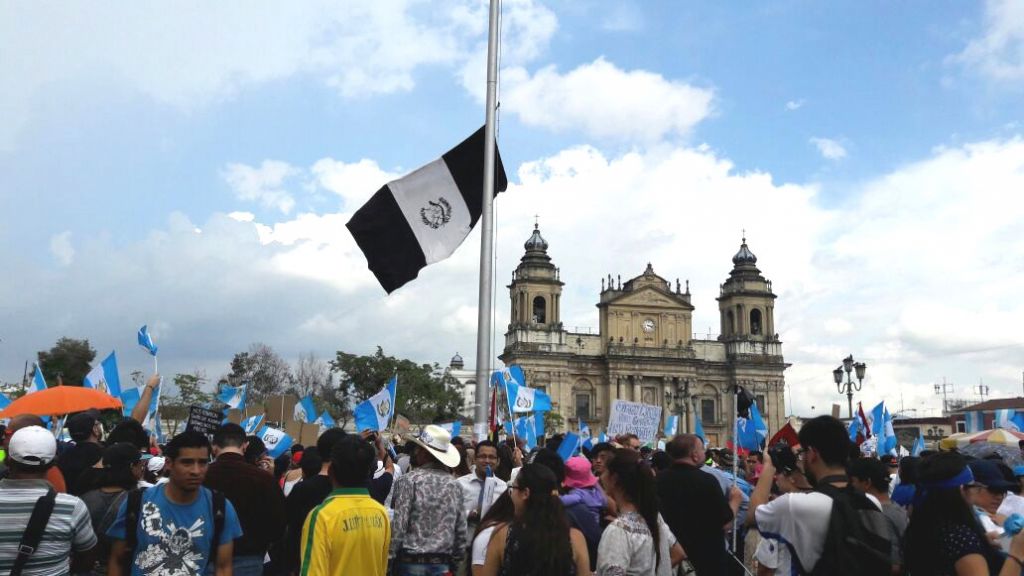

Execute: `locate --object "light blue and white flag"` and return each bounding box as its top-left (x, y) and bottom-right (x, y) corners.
top-left (439, 421), bottom-right (462, 438)
top-left (911, 434), bottom-right (925, 457)
top-left (515, 416), bottom-right (537, 450)
top-left (490, 365), bottom-right (525, 388)
top-left (505, 382), bottom-right (552, 414)
top-left (294, 395), bottom-right (318, 424)
top-left (848, 415), bottom-right (862, 441)
top-left (218, 383), bottom-right (248, 411)
top-left (964, 411), bottom-right (985, 433)
top-left (0, 392), bottom-right (9, 409)
top-left (83, 351), bottom-right (121, 398)
top-left (354, 376), bottom-right (397, 432)
top-left (737, 403), bottom-right (768, 451)
top-left (694, 409), bottom-right (705, 443)
top-left (137, 325), bottom-right (159, 356)
top-left (241, 414), bottom-right (265, 435)
top-left (878, 407), bottom-right (897, 456)
top-left (580, 420), bottom-right (593, 449)
top-left (995, 409), bottom-right (1018, 431)
top-left (30, 363), bottom-right (48, 393)
top-left (664, 415), bottom-right (679, 438)
top-left (870, 401), bottom-right (886, 438)
top-left (314, 411), bottom-right (336, 430)
top-left (258, 426), bottom-right (294, 458)
top-left (558, 432), bottom-right (580, 462)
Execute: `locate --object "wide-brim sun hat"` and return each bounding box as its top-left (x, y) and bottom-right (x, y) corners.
top-left (564, 456), bottom-right (599, 489)
top-left (410, 424), bottom-right (461, 468)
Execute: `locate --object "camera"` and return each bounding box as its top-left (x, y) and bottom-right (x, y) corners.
top-left (767, 442), bottom-right (798, 473)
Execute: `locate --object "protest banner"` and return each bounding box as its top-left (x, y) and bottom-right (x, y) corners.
top-left (185, 405), bottom-right (222, 437)
top-left (606, 400), bottom-right (662, 445)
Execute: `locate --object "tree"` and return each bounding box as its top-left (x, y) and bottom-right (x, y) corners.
top-left (544, 411), bottom-right (565, 435)
top-left (290, 352), bottom-right (331, 399)
top-left (36, 337), bottom-right (96, 386)
top-left (330, 347), bottom-right (464, 425)
top-left (226, 343), bottom-right (292, 407)
top-left (162, 371), bottom-right (213, 435)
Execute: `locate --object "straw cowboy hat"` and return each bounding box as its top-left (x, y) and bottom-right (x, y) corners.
top-left (410, 424), bottom-right (461, 468)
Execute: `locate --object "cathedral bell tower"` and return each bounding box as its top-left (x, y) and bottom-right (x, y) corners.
top-left (508, 224), bottom-right (563, 329)
top-left (718, 236), bottom-right (777, 342)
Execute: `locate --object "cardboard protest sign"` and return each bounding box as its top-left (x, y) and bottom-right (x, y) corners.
top-left (606, 400), bottom-right (662, 445)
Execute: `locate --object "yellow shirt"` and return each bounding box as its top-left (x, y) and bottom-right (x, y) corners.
top-left (301, 487), bottom-right (391, 576)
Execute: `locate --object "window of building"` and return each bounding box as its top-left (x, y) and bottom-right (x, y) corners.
top-left (726, 311), bottom-right (735, 335)
top-left (755, 394), bottom-right (765, 414)
top-left (701, 398), bottom-right (716, 424)
top-left (532, 296), bottom-right (546, 324)
top-left (576, 393), bottom-right (591, 421)
top-left (956, 420), bottom-right (966, 433)
top-left (750, 309), bottom-right (762, 335)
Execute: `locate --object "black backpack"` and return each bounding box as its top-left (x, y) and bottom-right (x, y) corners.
top-left (11, 488), bottom-right (57, 576)
top-left (802, 478), bottom-right (892, 576)
top-left (122, 487), bottom-right (227, 568)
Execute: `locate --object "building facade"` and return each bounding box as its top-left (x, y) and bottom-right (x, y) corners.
top-left (499, 225), bottom-right (789, 446)
top-left (445, 352), bottom-right (478, 418)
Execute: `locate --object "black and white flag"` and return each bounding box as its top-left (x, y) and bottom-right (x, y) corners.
top-left (347, 126), bottom-right (508, 293)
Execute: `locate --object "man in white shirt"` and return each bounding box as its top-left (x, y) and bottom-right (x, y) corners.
top-left (749, 416), bottom-right (884, 574)
top-left (457, 440), bottom-right (507, 524)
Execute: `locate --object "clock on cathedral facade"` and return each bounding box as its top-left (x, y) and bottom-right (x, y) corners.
top-left (499, 225), bottom-right (789, 446)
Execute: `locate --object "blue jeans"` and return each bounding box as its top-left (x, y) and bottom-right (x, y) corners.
top-left (207, 554), bottom-right (265, 576)
top-left (394, 562), bottom-right (452, 576)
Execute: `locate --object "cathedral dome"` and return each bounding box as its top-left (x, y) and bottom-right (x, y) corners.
top-left (524, 224), bottom-right (548, 252)
top-left (450, 352), bottom-right (464, 369)
top-left (732, 237), bottom-right (757, 266)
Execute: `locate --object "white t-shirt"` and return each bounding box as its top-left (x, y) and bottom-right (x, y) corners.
top-left (755, 491), bottom-right (882, 573)
top-left (472, 525), bottom-right (498, 566)
top-left (595, 512), bottom-right (676, 576)
top-left (755, 535), bottom-right (794, 576)
top-left (754, 492), bottom-right (834, 572)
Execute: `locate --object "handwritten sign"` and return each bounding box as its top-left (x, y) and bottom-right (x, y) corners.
top-left (185, 405), bottom-right (222, 437)
top-left (606, 400), bottom-right (662, 445)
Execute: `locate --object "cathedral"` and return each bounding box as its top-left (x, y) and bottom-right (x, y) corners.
top-left (499, 225), bottom-right (789, 447)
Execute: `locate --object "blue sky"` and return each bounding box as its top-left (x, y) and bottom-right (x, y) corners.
top-left (2, 0), bottom-right (1024, 417)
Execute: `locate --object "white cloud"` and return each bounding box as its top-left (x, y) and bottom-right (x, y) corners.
top-left (0, 1), bottom-right (555, 149)
top-left (223, 161), bottom-right (299, 215)
top-left (49, 231), bottom-right (74, 266)
top-left (502, 58), bottom-right (714, 143)
top-left (785, 99), bottom-right (806, 111)
top-left (810, 137), bottom-right (848, 160)
top-left (602, 4), bottom-right (645, 32)
top-left (311, 158), bottom-right (400, 211)
top-left (952, 0), bottom-right (1024, 82)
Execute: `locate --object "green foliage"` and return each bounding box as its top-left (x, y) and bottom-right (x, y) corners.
top-left (36, 337), bottom-right (96, 386)
top-left (330, 346), bottom-right (464, 424)
top-left (544, 411), bottom-right (565, 434)
top-left (227, 343), bottom-right (292, 406)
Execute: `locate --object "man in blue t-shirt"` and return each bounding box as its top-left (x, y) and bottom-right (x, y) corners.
top-left (107, 430), bottom-right (243, 576)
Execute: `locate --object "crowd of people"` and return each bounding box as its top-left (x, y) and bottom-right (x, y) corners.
top-left (5, 405), bottom-right (1024, 576)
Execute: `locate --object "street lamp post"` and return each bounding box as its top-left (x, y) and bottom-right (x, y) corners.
top-left (666, 379), bottom-right (691, 435)
top-left (833, 355), bottom-right (866, 419)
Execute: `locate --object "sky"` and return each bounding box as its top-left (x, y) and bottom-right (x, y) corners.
top-left (2, 0), bottom-right (1024, 419)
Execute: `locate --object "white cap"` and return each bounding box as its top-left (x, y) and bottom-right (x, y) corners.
top-left (147, 456), bottom-right (166, 473)
top-left (8, 426), bottom-right (57, 466)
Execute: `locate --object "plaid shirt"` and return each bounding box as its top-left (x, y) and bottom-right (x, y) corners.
top-left (388, 462), bottom-right (467, 561)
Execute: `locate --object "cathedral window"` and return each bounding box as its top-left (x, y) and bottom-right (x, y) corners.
top-left (701, 398), bottom-right (716, 424)
top-left (575, 393), bottom-right (591, 421)
top-left (726, 311), bottom-right (735, 335)
top-left (750, 309), bottom-right (762, 335)
top-left (755, 394), bottom-right (765, 415)
top-left (532, 296), bottom-right (546, 324)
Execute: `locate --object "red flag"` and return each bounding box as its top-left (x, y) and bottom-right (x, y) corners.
top-left (857, 402), bottom-right (873, 439)
top-left (768, 422), bottom-right (800, 447)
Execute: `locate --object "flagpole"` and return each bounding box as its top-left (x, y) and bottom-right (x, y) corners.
top-left (732, 385), bottom-right (739, 552)
top-left (472, 0), bottom-right (501, 440)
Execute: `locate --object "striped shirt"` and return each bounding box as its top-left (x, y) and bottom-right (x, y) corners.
top-left (0, 478), bottom-right (97, 575)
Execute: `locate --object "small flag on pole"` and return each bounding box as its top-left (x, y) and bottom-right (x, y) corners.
top-left (314, 411), bottom-right (336, 430)
top-left (137, 325), bottom-right (159, 356)
top-left (29, 363), bottom-right (47, 393)
top-left (83, 352), bottom-right (121, 397)
top-left (354, 376), bottom-right (397, 432)
top-left (294, 395), bottom-right (318, 424)
top-left (258, 426), bottom-right (294, 458)
top-left (346, 126), bottom-right (508, 293)
top-left (218, 383), bottom-right (248, 411)
top-left (241, 414), bottom-right (265, 435)
top-left (664, 415), bottom-right (679, 438)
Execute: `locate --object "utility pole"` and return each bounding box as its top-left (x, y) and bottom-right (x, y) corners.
top-left (934, 377), bottom-right (955, 416)
top-left (975, 379), bottom-right (990, 401)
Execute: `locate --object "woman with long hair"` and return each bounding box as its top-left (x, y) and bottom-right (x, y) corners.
top-left (78, 443), bottom-right (146, 575)
top-left (905, 451), bottom-right (1024, 575)
top-left (482, 463), bottom-right (592, 576)
top-left (471, 491), bottom-right (515, 576)
top-left (596, 449), bottom-right (685, 576)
